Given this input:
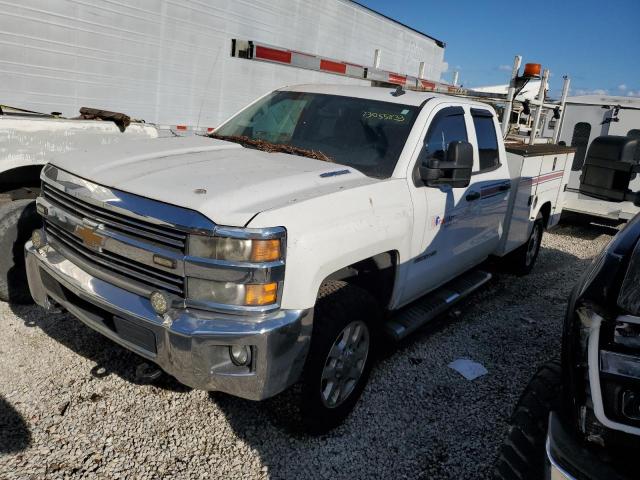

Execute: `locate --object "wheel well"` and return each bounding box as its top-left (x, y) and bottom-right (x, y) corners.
top-left (538, 202), bottom-right (552, 228)
top-left (325, 251), bottom-right (397, 311)
top-left (0, 165), bottom-right (44, 196)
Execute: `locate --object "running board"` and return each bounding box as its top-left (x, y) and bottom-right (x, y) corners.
top-left (384, 270), bottom-right (492, 341)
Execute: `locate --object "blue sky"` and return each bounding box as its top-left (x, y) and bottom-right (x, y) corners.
top-left (358, 0), bottom-right (640, 98)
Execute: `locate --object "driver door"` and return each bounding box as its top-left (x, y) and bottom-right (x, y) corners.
top-left (400, 105), bottom-right (483, 305)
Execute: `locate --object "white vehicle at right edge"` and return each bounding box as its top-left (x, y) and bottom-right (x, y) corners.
top-left (25, 84), bottom-right (573, 432)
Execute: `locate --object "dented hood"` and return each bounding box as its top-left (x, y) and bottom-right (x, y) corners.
top-left (50, 136), bottom-right (377, 226)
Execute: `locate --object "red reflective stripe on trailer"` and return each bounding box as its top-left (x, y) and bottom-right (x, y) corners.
top-left (388, 73), bottom-right (407, 85)
top-left (176, 125), bottom-right (188, 131)
top-left (320, 59), bottom-right (347, 74)
top-left (207, 127), bottom-right (215, 133)
top-left (420, 80), bottom-right (436, 90)
top-left (255, 45), bottom-right (292, 64)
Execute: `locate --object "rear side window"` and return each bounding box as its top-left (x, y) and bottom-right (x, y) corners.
top-left (472, 109), bottom-right (499, 171)
top-left (423, 107), bottom-right (468, 161)
top-left (570, 122), bottom-right (591, 171)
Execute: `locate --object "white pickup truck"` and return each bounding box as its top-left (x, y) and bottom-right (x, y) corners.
top-left (25, 84), bottom-right (574, 432)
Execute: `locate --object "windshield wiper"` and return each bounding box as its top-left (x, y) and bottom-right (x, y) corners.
top-left (210, 134), bottom-right (334, 163)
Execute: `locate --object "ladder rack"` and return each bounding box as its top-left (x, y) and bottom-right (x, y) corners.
top-left (231, 39), bottom-right (508, 101)
top-left (230, 39), bottom-right (570, 142)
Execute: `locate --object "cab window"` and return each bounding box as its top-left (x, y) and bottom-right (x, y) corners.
top-left (422, 107), bottom-right (468, 162)
top-left (471, 109), bottom-right (500, 172)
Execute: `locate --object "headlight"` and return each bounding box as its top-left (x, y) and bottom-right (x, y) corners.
top-left (185, 226), bottom-right (285, 310)
top-left (188, 235), bottom-right (282, 262)
top-left (188, 278), bottom-right (278, 306)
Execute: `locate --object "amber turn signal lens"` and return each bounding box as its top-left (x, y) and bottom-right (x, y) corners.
top-left (250, 239), bottom-right (281, 262)
top-left (245, 282), bottom-right (278, 306)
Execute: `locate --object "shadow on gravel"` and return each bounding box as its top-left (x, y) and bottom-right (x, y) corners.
top-left (208, 243), bottom-right (596, 479)
top-left (4, 221), bottom-right (612, 478)
top-left (9, 304), bottom-right (190, 393)
top-left (0, 395), bottom-right (31, 453)
top-left (554, 215), bottom-right (622, 240)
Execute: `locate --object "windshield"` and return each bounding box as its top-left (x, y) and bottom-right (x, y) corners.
top-left (213, 91), bottom-right (420, 178)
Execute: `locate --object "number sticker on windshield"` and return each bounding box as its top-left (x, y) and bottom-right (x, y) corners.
top-left (362, 111), bottom-right (406, 122)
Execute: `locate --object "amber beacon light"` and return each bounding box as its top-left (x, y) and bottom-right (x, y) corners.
top-left (523, 63), bottom-right (542, 79)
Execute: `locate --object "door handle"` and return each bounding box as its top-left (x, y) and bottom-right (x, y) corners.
top-left (466, 191), bottom-right (481, 201)
top-left (498, 184), bottom-right (511, 191)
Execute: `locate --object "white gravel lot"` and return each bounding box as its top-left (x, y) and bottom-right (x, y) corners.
top-left (0, 221), bottom-right (619, 479)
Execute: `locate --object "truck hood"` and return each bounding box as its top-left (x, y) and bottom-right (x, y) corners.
top-left (50, 136), bottom-right (378, 226)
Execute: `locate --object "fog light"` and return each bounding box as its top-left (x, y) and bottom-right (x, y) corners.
top-left (35, 203), bottom-right (48, 216)
top-left (31, 229), bottom-right (46, 249)
top-left (229, 345), bottom-right (251, 366)
top-left (622, 391), bottom-right (640, 420)
top-left (150, 290), bottom-right (171, 315)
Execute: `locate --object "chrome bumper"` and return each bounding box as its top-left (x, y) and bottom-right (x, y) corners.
top-left (25, 241), bottom-right (312, 400)
top-left (545, 412), bottom-right (630, 480)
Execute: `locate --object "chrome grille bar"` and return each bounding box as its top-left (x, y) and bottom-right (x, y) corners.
top-left (45, 220), bottom-right (184, 295)
top-left (42, 183), bottom-right (186, 251)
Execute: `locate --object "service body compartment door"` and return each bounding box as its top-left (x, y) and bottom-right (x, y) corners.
top-left (500, 145), bottom-right (576, 255)
top-left (503, 153), bottom-right (542, 254)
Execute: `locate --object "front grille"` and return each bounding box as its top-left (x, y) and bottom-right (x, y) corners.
top-left (42, 183), bottom-right (186, 251)
top-left (43, 182), bottom-right (186, 295)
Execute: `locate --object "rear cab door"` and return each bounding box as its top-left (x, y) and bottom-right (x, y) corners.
top-left (467, 107), bottom-right (511, 256)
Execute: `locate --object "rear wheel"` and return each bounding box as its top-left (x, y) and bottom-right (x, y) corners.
top-left (494, 360), bottom-right (562, 479)
top-left (507, 213), bottom-right (544, 276)
top-left (298, 280), bottom-right (379, 434)
top-left (0, 199), bottom-right (41, 304)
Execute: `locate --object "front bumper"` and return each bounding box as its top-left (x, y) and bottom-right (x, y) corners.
top-left (546, 412), bottom-right (630, 480)
top-left (26, 241), bottom-right (312, 401)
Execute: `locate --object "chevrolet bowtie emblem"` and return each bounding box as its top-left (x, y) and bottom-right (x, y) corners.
top-left (74, 224), bottom-right (106, 251)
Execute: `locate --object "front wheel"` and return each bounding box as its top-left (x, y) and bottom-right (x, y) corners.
top-left (494, 360), bottom-right (562, 479)
top-left (298, 280), bottom-right (379, 434)
top-left (0, 199), bottom-right (42, 304)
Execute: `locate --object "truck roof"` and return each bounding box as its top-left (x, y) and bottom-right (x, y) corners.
top-left (280, 84), bottom-right (495, 110)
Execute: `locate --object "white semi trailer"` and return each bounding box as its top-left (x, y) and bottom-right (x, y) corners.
top-left (0, 0), bottom-right (448, 303)
top-left (1, 0), bottom-right (447, 129)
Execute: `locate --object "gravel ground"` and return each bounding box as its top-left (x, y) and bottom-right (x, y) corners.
top-left (0, 221), bottom-right (619, 479)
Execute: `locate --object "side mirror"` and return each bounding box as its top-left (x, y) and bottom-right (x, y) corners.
top-left (419, 141), bottom-right (474, 188)
top-left (579, 135), bottom-right (640, 205)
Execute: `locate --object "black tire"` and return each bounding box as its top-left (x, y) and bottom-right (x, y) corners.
top-left (506, 213), bottom-right (544, 276)
top-left (298, 280), bottom-right (380, 434)
top-left (494, 360), bottom-right (562, 480)
top-left (0, 199), bottom-right (42, 304)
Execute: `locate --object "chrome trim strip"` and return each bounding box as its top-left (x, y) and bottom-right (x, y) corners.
top-left (545, 435), bottom-right (576, 480)
top-left (44, 240), bottom-right (177, 298)
top-left (186, 298), bottom-right (280, 315)
top-left (40, 197), bottom-right (185, 275)
top-left (42, 183), bottom-right (186, 247)
top-left (212, 225), bottom-right (286, 240)
top-left (184, 256), bottom-right (285, 283)
top-left (42, 164), bottom-right (215, 234)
